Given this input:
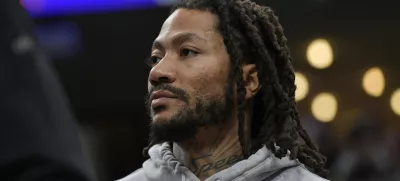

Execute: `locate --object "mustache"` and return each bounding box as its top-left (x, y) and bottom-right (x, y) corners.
top-left (146, 84), bottom-right (189, 104)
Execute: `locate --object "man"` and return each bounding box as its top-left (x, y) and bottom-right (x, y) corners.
top-left (120, 0), bottom-right (328, 180)
top-left (0, 0), bottom-right (93, 180)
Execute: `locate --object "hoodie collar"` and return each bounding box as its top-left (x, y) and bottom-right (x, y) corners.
top-left (143, 142), bottom-right (301, 181)
top-left (208, 145), bottom-right (300, 181)
top-left (144, 142), bottom-right (199, 181)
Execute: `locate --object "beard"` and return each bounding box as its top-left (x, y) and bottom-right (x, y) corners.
top-left (145, 82), bottom-right (235, 143)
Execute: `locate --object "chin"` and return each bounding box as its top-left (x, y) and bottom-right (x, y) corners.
top-left (151, 108), bottom-right (178, 123)
top-left (152, 102), bottom-right (185, 120)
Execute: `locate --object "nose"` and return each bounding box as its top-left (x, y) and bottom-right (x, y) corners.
top-left (148, 59), bottom-right (176, 86)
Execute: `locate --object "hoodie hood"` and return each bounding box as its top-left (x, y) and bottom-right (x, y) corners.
top-left (142, 142), bottom-right (198, 181)
top-left (141, 142), bottom-right (301, 181)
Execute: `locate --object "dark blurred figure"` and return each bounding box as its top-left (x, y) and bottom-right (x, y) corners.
top-left (330, 112), bottom-right (400, 181)
top-left (0, 1), bottom-right (93, 181)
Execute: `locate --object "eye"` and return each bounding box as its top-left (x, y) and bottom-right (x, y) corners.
top-left (180, 48), bottom-right (199, 58)
top-left (145, 56), bottom-right (162, 66)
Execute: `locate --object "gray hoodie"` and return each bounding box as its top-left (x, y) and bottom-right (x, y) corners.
top-left (118, 143), bottom-right (328, 181)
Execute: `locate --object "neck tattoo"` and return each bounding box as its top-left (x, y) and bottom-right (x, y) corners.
top-left (190, 153), bottom-right (242, 177)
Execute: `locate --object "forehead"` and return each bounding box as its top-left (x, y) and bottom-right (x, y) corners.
top-left (158, 8), bottom-right (219, 40)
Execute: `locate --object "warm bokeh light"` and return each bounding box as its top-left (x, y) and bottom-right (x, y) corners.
top-left (362, 67), bottom-right (385, 97)
top-left (311, 93), bottom-right (338, 123)
top-left (307, 39), bottom-right (334, 69)
top-left (390, 89), bottom-right (400, 116)
top-left (295, 72), bottom-right (309, 101)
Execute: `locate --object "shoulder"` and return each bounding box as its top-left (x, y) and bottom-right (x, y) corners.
top-left (116, 168), bottom-right (148, 181)
top-left (275, 165), bottom-right (329, 181)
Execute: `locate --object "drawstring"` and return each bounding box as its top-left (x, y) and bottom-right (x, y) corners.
top-left (181, 173), bottom-right (186, 181)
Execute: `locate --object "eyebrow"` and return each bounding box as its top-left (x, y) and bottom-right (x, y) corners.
top-left (151, 32), bottom-right (207, 51)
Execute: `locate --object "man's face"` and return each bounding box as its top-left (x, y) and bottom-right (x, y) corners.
top-left (146, 9), bottom-right (235, 142)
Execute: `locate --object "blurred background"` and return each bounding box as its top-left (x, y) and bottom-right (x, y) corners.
top-left (20, 0), bottom-right (400, 180)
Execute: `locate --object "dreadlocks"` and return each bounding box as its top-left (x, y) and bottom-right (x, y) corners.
top-left (143, 0), bottom-right (328, 178)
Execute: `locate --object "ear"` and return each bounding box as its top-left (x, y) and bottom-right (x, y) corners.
top-left (242, 64), bottom-right (261, 100)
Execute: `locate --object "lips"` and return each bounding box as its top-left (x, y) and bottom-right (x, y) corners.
top-left (150, 91), bottom-right (179, 112)
top-left (150, 90), bottom-right (178, 102)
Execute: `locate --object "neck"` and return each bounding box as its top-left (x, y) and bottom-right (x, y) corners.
top-left (173, 120), bottom-right (244, 180)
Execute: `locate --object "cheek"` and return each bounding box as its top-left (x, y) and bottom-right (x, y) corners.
top-left (189, 68), bottom-right (228, 100)
top-left (180, 52), bottom-right (231, 100)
